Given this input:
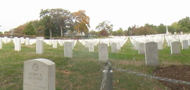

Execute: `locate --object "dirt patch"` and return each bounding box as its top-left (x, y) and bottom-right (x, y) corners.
top-left (153, 65), bottom-right (190, 90)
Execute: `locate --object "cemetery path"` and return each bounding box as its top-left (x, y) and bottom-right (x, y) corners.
top-left (153, 65), bottom-right (190, 90)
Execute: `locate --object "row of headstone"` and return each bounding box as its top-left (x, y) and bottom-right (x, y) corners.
top-left (80, 37), bottom-right (128, 53)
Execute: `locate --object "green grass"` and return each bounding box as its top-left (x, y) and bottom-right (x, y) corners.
top-left (0, 39), bottom-right (190, 90)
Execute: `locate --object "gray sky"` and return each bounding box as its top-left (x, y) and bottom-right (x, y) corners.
top-left (0, 0), bottom-right (190, 33)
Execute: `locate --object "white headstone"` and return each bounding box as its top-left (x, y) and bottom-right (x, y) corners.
top-left (25, 38), bottom-right (30, 45)
top-left (99, 43), bottom-right (108, 63)
top-left (85, 41), bottom-right (89, 48)
top-left (36, 37), bottom-right (44, 41)
top-left (20, 37), bottom-right (25, 44)
top-left (157, 42), bottom-right (163, 50)
top-left (3, 37), bottom-right (7, 44)
top-left (111, 43), bottom-right (117, 53)
top-left (138, 42), bottom-right (145, 54)
top-left (89, 42), bottom-right (94, 52)
top-left (52, 40), bottom-right (57, 48)
top-left (36, 40), bottom-right (43, 54)
top-left (23, 58), bottom-right (55, 90)
top-left (64, 42), bottom-right (72, 58)
top-left (145, 42), bottom-right (159, 66)
top-left (71, 41), bottom-right (75, 50)
top-left (14, 38), bottom-right (21, 51)
top-left (182, 40), bottom-right (189, 50)
top-left (0, 38), bottom-right (2, 49)
top-left (171, 41), bottom-right (180, 54)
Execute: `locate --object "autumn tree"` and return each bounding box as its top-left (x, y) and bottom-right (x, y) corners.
top-left (99, 29), bottom-right (108, 36)
top-left (96, 20), bottom-right (113, 35)
top-left (73, 10), bottom-right (90, 35)
top-left (23, 22), bottom-right (36, 35)
top-left (13, 24), bottom-right (25, 35)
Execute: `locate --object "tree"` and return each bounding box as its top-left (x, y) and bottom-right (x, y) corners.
top-left (40, 9), bottom-right (53, 39)
top-left (23, 22), bottom-right (36, 35)
top-left (170, 22), bottom-right (181, 33)
top-left (73, 10), bottom-right (90, 35)
top-left (157, 23), bottom-right (166, 34)
top-left (99, 29), bottom-right (108, 36)
top-left (96, 20), bottom-right (113, 35)
top-left (89, 30), bottom-right (98, 36)
top-left (178, 17), bottom-right (190, 30)
top-left (13, 24), bottom-right (25, 35)
top-left (50, 9), bottom-right (72, 38)
top-left (181, 27), bottom-right (190, 33)
top-left (116, 28), bottom-right (124, 36)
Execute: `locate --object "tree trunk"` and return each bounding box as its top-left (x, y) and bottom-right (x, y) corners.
top-left (49, 28), bottom-right (52, 39)
top-left (60, 26), bottom-right (63, 38)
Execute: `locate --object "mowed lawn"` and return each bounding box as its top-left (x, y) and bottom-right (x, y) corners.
top-left (0, 39), bottom-right (190, 90)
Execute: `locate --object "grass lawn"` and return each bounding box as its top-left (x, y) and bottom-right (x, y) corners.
top-left (0, 39), bottom-right (190, 90)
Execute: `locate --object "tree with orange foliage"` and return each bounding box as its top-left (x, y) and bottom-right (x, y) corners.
top-left (73, 10), bottom-right (90, 35)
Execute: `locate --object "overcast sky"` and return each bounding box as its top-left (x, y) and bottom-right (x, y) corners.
top-left (0, 0), bottom-right (190, 33)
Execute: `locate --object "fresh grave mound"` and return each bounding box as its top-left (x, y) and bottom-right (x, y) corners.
top-left (153, 65), bottom-right (190, 90)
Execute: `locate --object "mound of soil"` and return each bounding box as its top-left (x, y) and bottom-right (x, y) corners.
top-left (153, 65), bottom-right (190, 90)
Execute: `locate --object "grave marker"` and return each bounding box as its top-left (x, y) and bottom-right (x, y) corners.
top-left (111, 43), bottom-right (117, 53)
top-left (36, 40), bottom-right (43, 54)
top-left (145, 42), bottom-right (159, 66)
top-left (171, 41), bottom-right (180, 54)
top-left (23, 58), bottom-right (55, 90)
top-left (138, 42), bottom-right (145, 54)
top-left (182, 40), bottom-right (189, 50)
top-left (89, 42), bottom-right (94, 52)
top-left (64, 42), bottom-right (72, 58)
top-left (99, 43), bottom-right (108, 63)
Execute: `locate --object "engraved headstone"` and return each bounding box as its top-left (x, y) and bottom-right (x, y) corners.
top-left (138, 42), bottom-right (145, 54)
top-left (85, 41), bottom-right (89, 48)
top-left (157, 42), bottom-right (163, 50)
top-left (25, 38), bottom-right (30, 45)
top-left (0, 38), bottom-right (2, 49)
top-left (170, 41), bottom-right (180, 54)
top-left (99, 43), bottom-right (108, 63)
top-left (145, 42), bottom-right (159, 66)
top-left (117, 42), bottom-right (121, 51)
top-left (64, 42), bottom-right (72, 58)
top-left (52, 40), bottom-right (57, 48)
top-left (111, 42), bottom-right (117, 53)
top-left (23, 58), bottom-right (55, 90)
top-left (182, 40), bottom-right (189, 50)
top-left (89, 42), bottom-right (94, 52)
top-left (36, 40), bottom-right (43, 54)
top-left (3, 37), bottom-right (8, 44)
top-left (14, 38), bottom-right (21, 51)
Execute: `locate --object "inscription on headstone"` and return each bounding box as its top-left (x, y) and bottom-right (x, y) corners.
top-left (64, 42), bottom-right (72, 58)
top-left (170, 41), bottom-right (180, 54)
top-left (145, 42), bottom-right (159, 66)
top-left (23, 58), bottom-right (55, 90)
top-left (99, 43), bottom-right (108, 63)
top-left (111, 43), bottom-right (117, 53)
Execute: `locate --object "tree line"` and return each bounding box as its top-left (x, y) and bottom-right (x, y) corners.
top-left (2, 8), bottom-right (190, 38)
top-left (3, 9), bottom-right (90, 39)
top-left (89, 16), bottom-right (190, 36)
